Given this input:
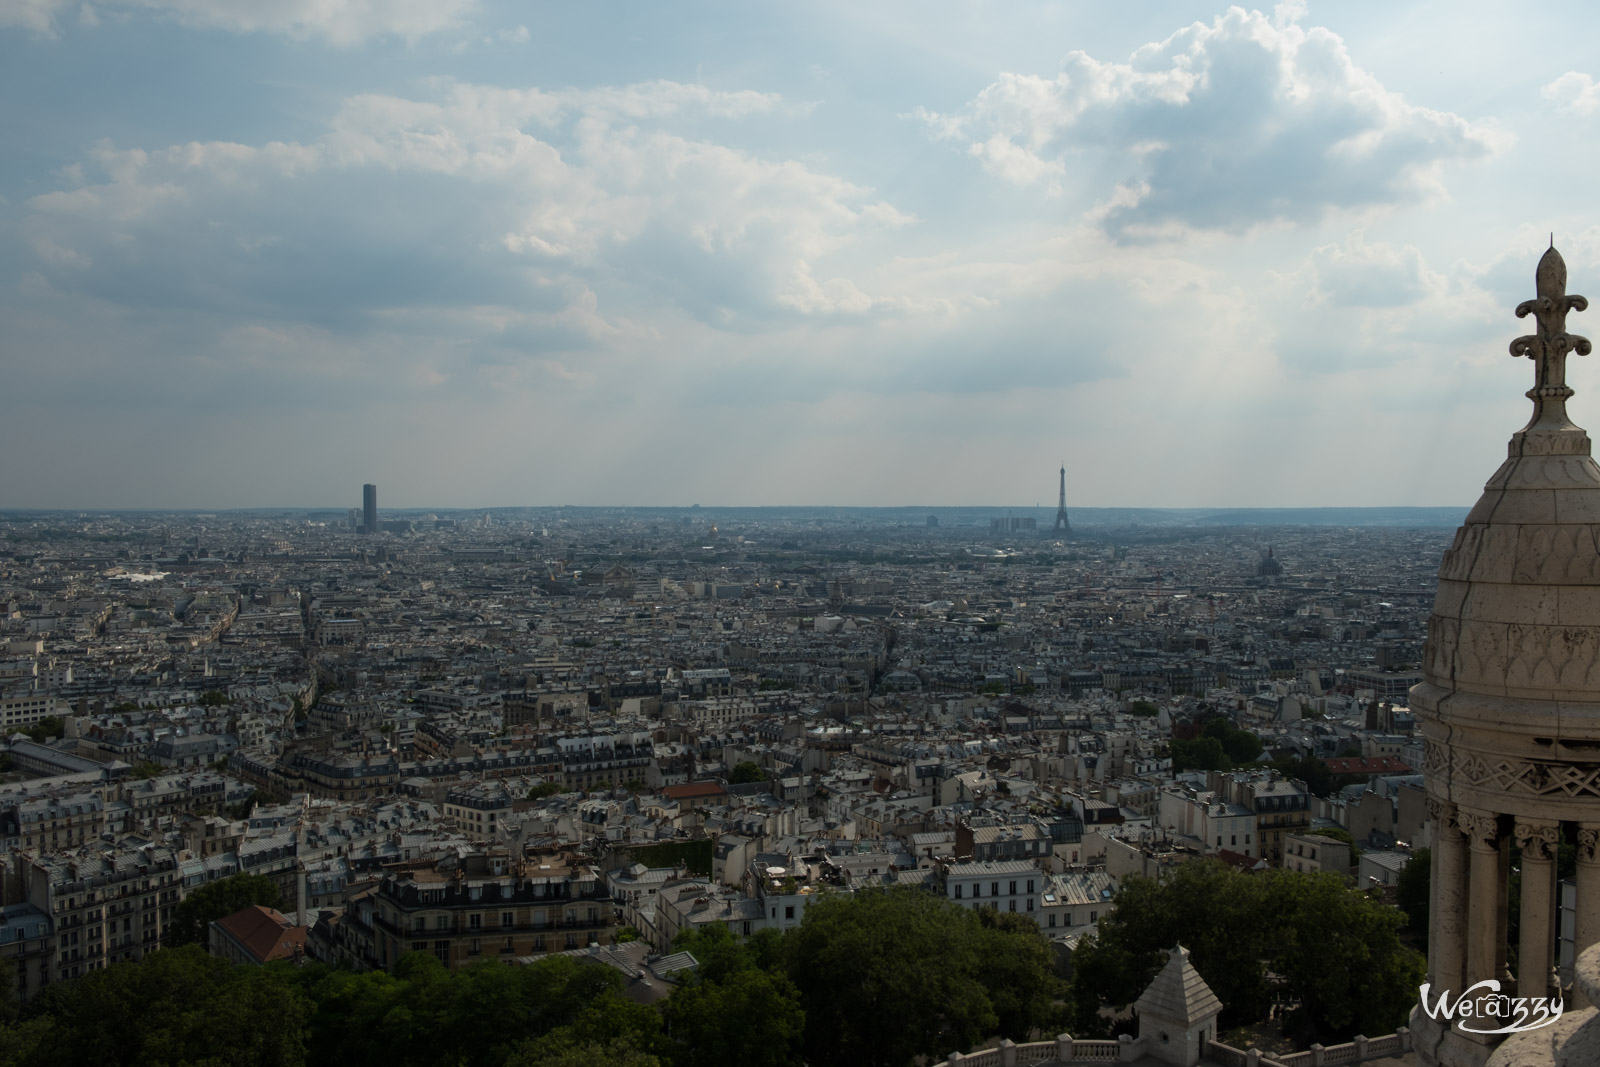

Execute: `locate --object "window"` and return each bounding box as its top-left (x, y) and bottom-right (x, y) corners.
top-left (436, 915), bottom-right (450, 931)
top-left (1090, 910), bottom-right (1098, 922)
top-left (973, 883), bottom-right (981, 898)
top-left (1231, 835), bottom-right (1237, 846)
top-left (1008, 900), bottom-right (1016, 912)
top-left (1026, 879), bottom-right (1034, 893)
top-left (502, 912), bottom-right (513, 928)
top-left (469, 914), bottom-right (481, 929)
top-left (991, 882), bottom-right (999, 896)
top-left (785, 906), bottom-right (794, 920)
top-left (1026, 899), bottom-right (1034, 912)
top-left (1049, 914), bottom-right (1057, 928)
top-left (954, 885), bottom-right (963, 899)
top-left (1217, 837), bottom-right (1223, 847)
top-left (1008, 881), bottom-right (1017, 896)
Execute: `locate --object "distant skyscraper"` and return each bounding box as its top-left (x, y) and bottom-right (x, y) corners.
top-left (1054, 466), bottom-right (1071, 534)
top-left (362, 484), bottom-right (377, 535)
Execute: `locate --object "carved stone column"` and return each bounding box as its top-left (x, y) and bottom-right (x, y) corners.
top-left (1429, 797), bottom-right (1466, 995)
top-left (1462, 809), bottom-right (1504, 989)
top-left (1575, 826), bottom-right (1600, 1008)
top-left (1515, 819), bottom-right (1559, 1001)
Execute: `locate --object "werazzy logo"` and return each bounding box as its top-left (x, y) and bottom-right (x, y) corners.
top-left (1418, 981), bottom-right (1563, 1035)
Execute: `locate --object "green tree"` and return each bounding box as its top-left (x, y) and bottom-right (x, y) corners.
top-left (1271, 755), bottom-right (1334, 798)
top-left (729, 762), bottom-right (767, 785)
top-left (505, 1036), bottom-right (659, 1067)
top-left (1069, 861), bottom-right (1273, 1030)
top-left (1065, 860), bottom-right (1424, 1043)
top-left (664, 967), bottom-right (805, 1067)
top-left (784, 887), bottom-right (1054, 1067)
top-left (1222, 729), bottom-right (1263, 765)
top-left (20, 718), bottom-right (63, 744)
top-left (1171, 736), bottom-right (1232, 773)
top-left (24, 945), bottom-right (310, 1067)
top-left (528, 782), bottom-right (566, 800)
top-left (1396, 847), bottom-right (1430, 949)
top-left (970, 909), bottom-right (1064, 1040)
top-left (1269, 871), bottom-right (1425, 1038)
top-left (166, 873), bottom-right (281, 947)
top-left (199, 690), bottom-right (231, 706)
top-left (1308, 826), bottom-right (1361, 859)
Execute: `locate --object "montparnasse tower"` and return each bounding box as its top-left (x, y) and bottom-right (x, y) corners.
top-left (1413, 245), bottom-right (1600, 1066)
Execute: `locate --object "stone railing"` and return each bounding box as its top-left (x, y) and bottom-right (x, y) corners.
top-left (1205, 1028), bottom-right (1410, 1067)
top-left (944, 1034), bottom-right (1141, 1065)
top-left (945, 1028), bottom-right (1409, 1067)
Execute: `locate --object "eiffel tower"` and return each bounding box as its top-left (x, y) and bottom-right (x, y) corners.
top-left (1054, 465), bottom-right (1071, 534)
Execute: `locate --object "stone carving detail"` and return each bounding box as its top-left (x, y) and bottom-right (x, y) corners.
top-left (1458, 809), bottom-right (1501, 847)
top-left (1426, 615), bottom-right (1600, 691)
top-left (1423, 742), bottom-right (1451, 776)
top-left (1515, 820), bottom-right (1560, 861)
top-left (1426, 796), bottom-right (1456, 826)
top-left (1578, 827), bottom-right (1600, 864)
top-left (1423, 740), bottom-right (1600, 800)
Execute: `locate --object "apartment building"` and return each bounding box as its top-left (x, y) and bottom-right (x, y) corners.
top-left (368, 850), bottom-right (616, 970)
top-left (17, 844), bottom-right (181, 985)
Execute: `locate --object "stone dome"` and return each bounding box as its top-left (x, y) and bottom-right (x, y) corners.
top-left (1413, 245), bottom-right (1600, 823)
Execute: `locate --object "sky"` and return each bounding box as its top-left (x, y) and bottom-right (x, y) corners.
top-left (3, 1), bottom-right (1600, 510)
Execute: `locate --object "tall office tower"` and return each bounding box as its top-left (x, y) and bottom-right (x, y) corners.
top-left (1054, 466), bottom-right (1071, 533)
top-left (363, 484), bottom-right (378, 535)
top-left (1414, 247), bottom-right (1600, 1067)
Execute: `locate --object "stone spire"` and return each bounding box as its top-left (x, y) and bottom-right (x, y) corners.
top-left (1509, 244), bottom-right (1592, 448)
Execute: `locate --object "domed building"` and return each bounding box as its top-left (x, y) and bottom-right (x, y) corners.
top-left (1412, 246), bottom-right (1600, 1067)
top-left (1257, 546), bottom-right (1283, 578)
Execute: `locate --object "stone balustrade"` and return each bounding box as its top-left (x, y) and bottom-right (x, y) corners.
top-left (942, 1029), bottom-right (1411, 1067)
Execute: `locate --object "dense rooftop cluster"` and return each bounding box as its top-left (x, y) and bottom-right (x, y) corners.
top-left (0, 507), bottom-right (1448, 1001)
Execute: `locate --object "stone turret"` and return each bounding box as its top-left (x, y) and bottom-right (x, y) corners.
top-left (1135, 944), bottom-right (1223, 1067)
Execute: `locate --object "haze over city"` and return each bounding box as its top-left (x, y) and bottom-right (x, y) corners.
top-left (6, 1), bottom-right (1600, 509)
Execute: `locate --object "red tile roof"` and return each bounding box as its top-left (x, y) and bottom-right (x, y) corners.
top-left (1215, 849), bottom-right (1267, 872)
top-left (213, 905), bottom-right (307, 964)
top-left (662, 782), bottom-right (727, 800)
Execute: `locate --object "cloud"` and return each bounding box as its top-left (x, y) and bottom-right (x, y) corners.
top-left (1543, 72), bottom-right (1600, 116)
top-left (917, 5), bottom-right (1501, 239)
top-left (16, 75), bottom-right (917, 421)
top-left (1309, 234), bottom-right (1444, 307)
top-left (2, 0), bottom-right (476, 43)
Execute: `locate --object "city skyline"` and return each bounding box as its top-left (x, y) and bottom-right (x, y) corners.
top-left (7, 1), bottom-right (1600, 509)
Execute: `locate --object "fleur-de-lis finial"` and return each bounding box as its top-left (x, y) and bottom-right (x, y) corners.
top-left (1510, 245), bottom-right (1591, 434)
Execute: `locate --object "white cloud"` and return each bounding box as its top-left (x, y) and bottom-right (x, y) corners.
top-left (2, 0), bottom-right (476, 43)
top-left (1543, 72), bottom-right (1600, 116)
top-left (21, 79), bottom-right (910, 335)
top-left (918, 6), bottom-right (1501, 239)
top-left (1309, 233), bottom-right (1444, 307)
